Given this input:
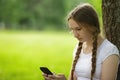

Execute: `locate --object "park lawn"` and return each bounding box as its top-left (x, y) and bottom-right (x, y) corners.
top-left (0, 31), bottom-right (78, 80)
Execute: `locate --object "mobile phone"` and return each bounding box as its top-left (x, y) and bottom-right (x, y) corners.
top-left (40, 67), bottom-right (53, 75)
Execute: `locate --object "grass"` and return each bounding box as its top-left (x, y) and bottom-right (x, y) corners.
top-left (0, 30), bottom-right (78, 80)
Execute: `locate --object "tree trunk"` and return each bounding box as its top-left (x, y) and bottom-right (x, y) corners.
top-left (102, 0), bottom-right (120, 80)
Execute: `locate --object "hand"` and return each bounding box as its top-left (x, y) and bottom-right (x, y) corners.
top-left (42, 73), bottom-right (66, 80)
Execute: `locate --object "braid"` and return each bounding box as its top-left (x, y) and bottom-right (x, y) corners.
top-left (91, 35), bottom-right (98, 80)
top-left (70, 42), bottom-right (82, 80)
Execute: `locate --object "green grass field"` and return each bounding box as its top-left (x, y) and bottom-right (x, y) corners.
top-left (0, 31), bottom-right (78, 80)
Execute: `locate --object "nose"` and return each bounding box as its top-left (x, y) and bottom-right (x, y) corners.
top-left (73, 30), bottom-right (79, 38)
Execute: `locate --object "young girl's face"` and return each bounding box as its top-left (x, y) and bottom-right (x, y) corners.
top-left (68, 19), bottom-right (93, 42)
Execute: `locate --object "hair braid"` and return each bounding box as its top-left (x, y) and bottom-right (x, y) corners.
top-left (67, 3), bottom-right (100, 80)
top-left (70, 42), bottom-right (82, 80)
top-left (91, 35), bottom-right (98, 80)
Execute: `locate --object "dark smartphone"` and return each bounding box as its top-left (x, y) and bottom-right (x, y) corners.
top-left (40, 67), bottom-right (53, 75)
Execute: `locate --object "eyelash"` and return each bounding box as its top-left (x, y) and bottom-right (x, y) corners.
top-left (70, 28), bottom-right (82, 32)
top-left (76, 28), bottom-right (81, 30)
top-left (70, 28), bottom-right (82, 31)
top-left (69, 28), bottom-right (82, 33)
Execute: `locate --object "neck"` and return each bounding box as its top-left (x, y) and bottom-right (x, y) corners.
top-left (83, 35), bottom-right (105, 51)
top-left (86, 35), bottom-right (104, 45)
top-left (97, 35), bottom-right (105, 48)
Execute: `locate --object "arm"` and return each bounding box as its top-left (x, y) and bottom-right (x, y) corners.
top-left (101, 54), bottom-right (119, 80)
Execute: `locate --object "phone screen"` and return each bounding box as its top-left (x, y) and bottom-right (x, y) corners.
top-left (40, 67), bottom-right (53, 75)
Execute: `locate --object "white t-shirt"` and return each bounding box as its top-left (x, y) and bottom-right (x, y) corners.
top-left (73, 39), bottom-right (119, 80)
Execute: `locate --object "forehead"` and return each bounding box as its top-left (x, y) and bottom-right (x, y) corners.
top-left (68, 19), bottom-right (80, 28)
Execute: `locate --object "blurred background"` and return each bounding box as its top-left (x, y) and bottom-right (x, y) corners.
top-left (0, 0), bottom-right (101, 80)
top-left (0, 0), bottom-right (102, 31)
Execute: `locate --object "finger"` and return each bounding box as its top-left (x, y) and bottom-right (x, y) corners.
top-left (57, 74), bottom-right (64, 76)
top-left (42, 73), bottom-right (47, 76)
top-left (52, 72), bottom-right (56, 75)
top-left (48, 75), bottom-right (56, 79)
top-left (44, 76), bottom-right (51, 80)
top-left (56, 74), bottom-right (66, 79)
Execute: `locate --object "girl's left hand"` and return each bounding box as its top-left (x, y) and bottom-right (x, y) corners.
top-left (43, 73), bottom-right (67, 80)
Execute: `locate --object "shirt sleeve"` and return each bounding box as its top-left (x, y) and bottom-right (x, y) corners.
top-left (101, 45), bottom-right (119, 62)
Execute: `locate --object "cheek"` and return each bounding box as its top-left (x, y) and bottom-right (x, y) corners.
top-left (82, 31), bottom-right (92, 38)
top-left (85, 33), bottom-right (93, 39)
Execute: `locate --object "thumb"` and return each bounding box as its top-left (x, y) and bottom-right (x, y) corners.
top-left (56, 74), bottom-right (66, 78)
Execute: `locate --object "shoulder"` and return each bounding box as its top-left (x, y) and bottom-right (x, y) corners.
top-left (98, 39), bottom-right (119, 62)
top-left (101, 39), bottom-right (119, 53)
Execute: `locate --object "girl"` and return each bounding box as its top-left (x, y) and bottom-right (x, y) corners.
top-left (43, 3), bottom-right (119, 80)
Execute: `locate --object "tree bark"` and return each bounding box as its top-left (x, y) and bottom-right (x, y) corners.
top-left (102, 0), bottom-right (120, 80)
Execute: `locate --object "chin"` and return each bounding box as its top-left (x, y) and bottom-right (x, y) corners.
top-left (78, 39), bottom-right (84, 42)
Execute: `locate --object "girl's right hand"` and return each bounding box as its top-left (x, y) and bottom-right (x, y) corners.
top-left (42, 73), bottom-right (67, 80)
top-left (42, 73), bottom-right (50, 80)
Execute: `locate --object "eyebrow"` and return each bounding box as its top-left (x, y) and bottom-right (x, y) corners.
top-left (70, 26), bottom-right (82, 29)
